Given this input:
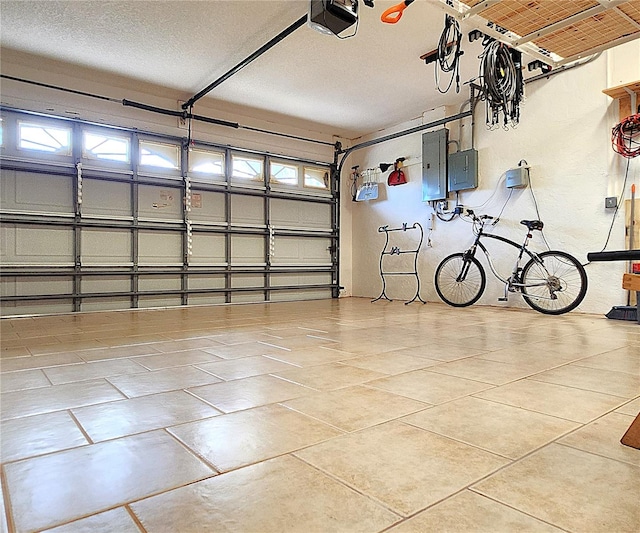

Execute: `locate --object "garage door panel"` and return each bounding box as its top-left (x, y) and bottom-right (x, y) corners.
top-left (270, 289), bottom-right (332, 302)
top-left (270, 272), bottom-right (332, 287)
top-left (270, 198), bottom-right (331, 230)
top-left (82, 276), bottom-right (130, 294)
top-left (231, 292), bottom-right (265, 303)
top-left (1, 300), bottom-right (74, 316)
top-left (231, 275), bottom-right (264, 289)
top-left (1, 170), bottom-right (73, 214)
top-left (81, 297), bottom-right (131, 312)
top-left (188, 275), bottom-right (226, 290)
top-left (191, 234), bottom-right (226, 264)
top-left (1, 225), bottom-right (74, 265)
top-left (1, 276), bottom-right (73, 297)
top-left (139, 231), bottom-right (182, 265)
top-left (187, 294), bottom-right (227, 305)
top-left (272, 237), bottom-right (331, 265)
top-left (138, 185), bottom-right (182, 221)
top-left (138, 276), bottom-right (181, 292)
top-left (82, 229), bottom-right (131, 265)
top-left (82, 179), bottom-right (131, 218)
top-left (231, 235), bottom-right (265, 264)
top-left (230, 276), bottom-right (266, 303)
top-left (18, 277), bottom-right (73, 297)
top-left (231, 195), bottom-right (263, 226)
top-left (189, 190), bottom-right (225, 224)
top-left (138, 295), bottom-right (182, 308)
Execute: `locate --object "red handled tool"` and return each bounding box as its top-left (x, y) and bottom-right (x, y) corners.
top-left (381, 0), bottom-right (415, 24)
top-left (387, 158), bottom-right (407, 186)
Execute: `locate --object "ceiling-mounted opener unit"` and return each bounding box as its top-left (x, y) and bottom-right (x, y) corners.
top-left (308, 0), bottom-right (359, 36)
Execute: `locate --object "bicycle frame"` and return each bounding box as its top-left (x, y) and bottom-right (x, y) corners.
top-left (462, 225), bottom-right (547, 292)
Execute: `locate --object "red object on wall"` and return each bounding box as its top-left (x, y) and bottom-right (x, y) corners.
top-left (387, 157), bottom-right (407, 186)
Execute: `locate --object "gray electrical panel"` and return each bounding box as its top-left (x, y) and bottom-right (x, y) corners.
top-left (422, 129), bottom-right (448, 202)
top-left (448, 149), bottom-right (478, 192)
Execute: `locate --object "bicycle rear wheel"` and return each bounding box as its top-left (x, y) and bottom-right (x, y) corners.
top-left (435, 253), bottom-right (486, 307)
top-left (521, 250), bottom-right (587, 315)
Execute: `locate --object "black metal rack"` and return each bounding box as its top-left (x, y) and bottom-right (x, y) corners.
top-left (372, 222), bottom-right (426, 305)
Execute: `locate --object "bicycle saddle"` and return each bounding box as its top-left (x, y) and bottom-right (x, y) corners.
top-left (520, 220), bottom-right (544, 231)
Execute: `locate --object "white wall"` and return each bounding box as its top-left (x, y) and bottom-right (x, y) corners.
top-left (344, 52), bottom-right (639, 315)
top-left (607, 40), bottom-right (640, 88)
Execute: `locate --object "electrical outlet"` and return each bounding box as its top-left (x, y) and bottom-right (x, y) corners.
top-left (437, 200), bottom-right (448, 211)
top-left (425, 213), bottom-right (434, 230)
top-left (605, 197), bottom-right (617, 209)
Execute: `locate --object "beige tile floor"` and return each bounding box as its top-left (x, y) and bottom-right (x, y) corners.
top-left (1, 298), bottom-right (639, 533)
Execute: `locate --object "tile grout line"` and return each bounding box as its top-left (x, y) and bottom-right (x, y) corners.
top-left (468, 390), bottom-right (630, 425)
top-left (67, 408), bottom-right (95, 445)
top-left (466, 489), bottom-right (572, 532)
top-left (162, 427), bottom-right (222, 476)
top-left (125, 503), bottom-right (148, 533)
top-left (291, 453), bottom-right (406, 522)
top-left (554, 440), bottom-right (640, 469)
top-left (526, 375), bottom-right (636, 399)
top-left (0, 465), bottom-right (16, 533)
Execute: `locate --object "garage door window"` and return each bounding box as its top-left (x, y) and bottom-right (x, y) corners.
top-left (140, 140), bottom-right (180, 169)
top-left (270, 161), bottom-right (298, 186)
top-left (83, 131), bottom-right (130, 163)
top-left (18, 121), bottom-right (71, 155)
top-left (232, 154), bottom-right (263, 182)
top-left (304, 167), bottom-right (329, 190)
top-left (189, 148), bottom-right (225, 181)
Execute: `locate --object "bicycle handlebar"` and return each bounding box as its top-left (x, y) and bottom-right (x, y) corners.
top-left (465, 209), bottom-right (493, 221)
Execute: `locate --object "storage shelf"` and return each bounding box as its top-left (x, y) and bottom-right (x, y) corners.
top-left (603, 81), bottom-right (640, 121)
top-left (602, 80), bottom-right (640, 100)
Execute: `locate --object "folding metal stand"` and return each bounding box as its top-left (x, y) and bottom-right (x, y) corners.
top-left (372, 222), bottom-right (426, 305)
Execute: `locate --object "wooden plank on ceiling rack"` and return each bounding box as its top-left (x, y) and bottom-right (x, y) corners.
top-left (479, 0), bottom-right (601, 38)
top-left (557, 32), bottom-right (640, 66)
top-left (513, 3), bottom-right (607, 46)
top-left (461, 0), bottom-right (501, 19)
top-left (617, 1), bottom-right (640, 26)
top-left (532, 9), bottom-right (640, 59)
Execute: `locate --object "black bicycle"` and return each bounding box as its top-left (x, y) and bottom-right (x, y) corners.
top-left (434, 210), bottom-right (587, 315)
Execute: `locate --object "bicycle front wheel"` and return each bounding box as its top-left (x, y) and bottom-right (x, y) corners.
top-left (521, 250), bottom-right (587, 315)
top-left (435, 253), bottom-right (486, 307)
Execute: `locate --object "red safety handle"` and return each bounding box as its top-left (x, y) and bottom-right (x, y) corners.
top-left (381, 0), bottom-right (414, 24)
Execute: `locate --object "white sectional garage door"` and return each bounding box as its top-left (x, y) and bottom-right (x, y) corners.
top-left (0, 110), bottom-right (338, 315)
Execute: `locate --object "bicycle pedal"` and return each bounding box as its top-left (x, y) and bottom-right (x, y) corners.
top-left (497, 297), bottom-right (508, 302)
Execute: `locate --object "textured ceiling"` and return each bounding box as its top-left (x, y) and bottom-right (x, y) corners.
top-left (0, 0), bottom-right (638, 138)
top-left (0, 0), bottom-right (481, 138)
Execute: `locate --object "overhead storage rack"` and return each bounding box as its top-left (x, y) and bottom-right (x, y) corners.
top-left (441, 0), bottom-right (640, 67)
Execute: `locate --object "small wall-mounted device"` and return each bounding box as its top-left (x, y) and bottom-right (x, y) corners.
top-left (308, 0), bottom-right (358, 36)
top-left (505, 165), bottom-right (529, 189)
